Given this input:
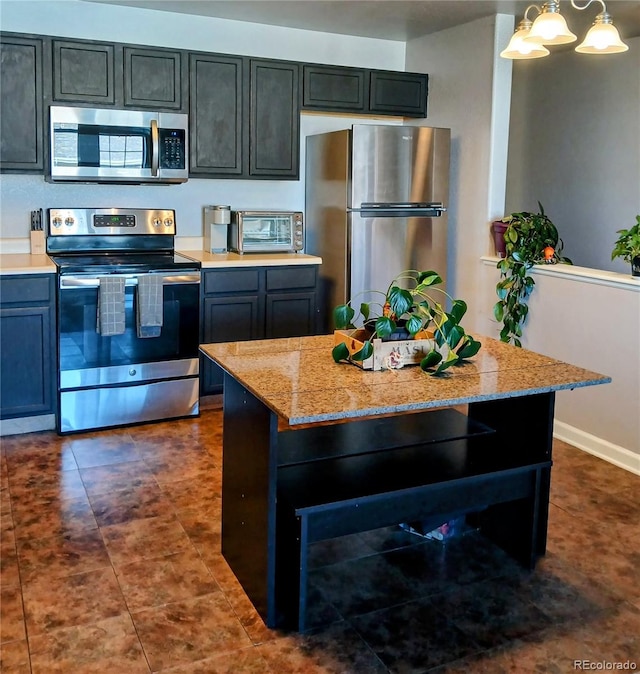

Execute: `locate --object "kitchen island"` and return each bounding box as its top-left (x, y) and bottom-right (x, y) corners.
top-left (200, 335), bottom-right (611, 631)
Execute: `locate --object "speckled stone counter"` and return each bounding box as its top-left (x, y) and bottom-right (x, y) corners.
top-left (202, 334), bottom-right (611, 631)
top-left (201, 334), bottom-right (610, 425)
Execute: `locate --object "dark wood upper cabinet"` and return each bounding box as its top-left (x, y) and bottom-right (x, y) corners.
top-left (0, 34), bottom-right (44, 171)
top-left (249, 59), bottom-right (300, 179)
top-left (301, 64), bottom-right (428, 118)
top-left (369, 70), bottom-right (428, 117)
top-left (302, 64), bottom-right (366, 112)
top-left (189, 52), bottom-right (245, 176)
top-left (124, 46), bottom-right (185, 110)
top-left (53, 39), bottom-right (117, 104)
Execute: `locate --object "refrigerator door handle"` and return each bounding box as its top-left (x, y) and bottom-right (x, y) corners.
top-left (350, 202), bottom-right (447, 218)
top-left (359, 202), bottom-right (445, 210)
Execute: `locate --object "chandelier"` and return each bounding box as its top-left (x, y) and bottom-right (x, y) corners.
top-left (501, 0), bottom-right (629, 59)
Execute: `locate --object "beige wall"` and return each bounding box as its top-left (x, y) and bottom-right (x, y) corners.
top-left (506, 38), bottom-right (640, 274)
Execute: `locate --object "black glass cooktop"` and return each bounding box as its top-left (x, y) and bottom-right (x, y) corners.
top-left (50, 252), bottom-right (200, 275)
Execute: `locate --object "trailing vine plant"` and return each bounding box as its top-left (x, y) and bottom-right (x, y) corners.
top-left (332, 269), bottom-right (481, 375)
top-left (494, 203), bottom-right (572, 346)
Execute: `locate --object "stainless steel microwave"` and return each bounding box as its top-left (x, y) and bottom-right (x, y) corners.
top-left (229, 211), bottom-right (304, 254)
top-left (48, 105), bottom-right (188, 184)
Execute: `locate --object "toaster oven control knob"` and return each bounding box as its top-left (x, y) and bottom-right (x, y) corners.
top-left (52, 217), bottom-right (63, 228)
top-left (163, 218), bottom-right (173, 228)
top-left (64, 216), bottom-right (75, 227)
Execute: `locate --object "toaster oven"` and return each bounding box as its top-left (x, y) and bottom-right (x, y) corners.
top-left (229, 211), bottom-right (304, 254)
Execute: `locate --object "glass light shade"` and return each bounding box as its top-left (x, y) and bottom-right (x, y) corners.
top-left (501, 27), bottom-right (551, 59)
top-left (525, 11), bottom-right (577, 45)
top-left (575, 21), bottom-right (629, 53)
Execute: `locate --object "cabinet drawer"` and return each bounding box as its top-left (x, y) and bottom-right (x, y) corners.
top-left (0, 275), bottom-right (53, 305)
top-left (203, 269), bottom-right (260, 295)
top-left (266, 266), bottom-right (316, 291)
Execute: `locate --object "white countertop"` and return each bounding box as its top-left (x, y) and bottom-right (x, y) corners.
top-left (0, 250), bottom-right (322, 275)
top-left (180, 250), bottom-right (322, 268)
top-left (0, 254), bottom-right (56, 275)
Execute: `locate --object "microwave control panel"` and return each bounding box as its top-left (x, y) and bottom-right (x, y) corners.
top-left (159, 129), bottom-right (186, 169)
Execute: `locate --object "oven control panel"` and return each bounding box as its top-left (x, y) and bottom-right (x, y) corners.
top-left (48, 208), bottom-right (176, 236)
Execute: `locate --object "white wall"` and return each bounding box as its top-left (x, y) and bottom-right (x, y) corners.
top-left (506, 38), bottom-right (640, 274)
top-left (405, 14), bottom-right (515, 330)
top-left (478, 261), bottom-right (640, 473)
top-left (0, 0), bottom-right (406, 243)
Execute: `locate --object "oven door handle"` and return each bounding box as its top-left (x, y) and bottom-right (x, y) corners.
top-left (60, 273), bottom-right (201, 288)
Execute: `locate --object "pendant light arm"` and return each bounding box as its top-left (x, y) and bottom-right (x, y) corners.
top-left (523, 4), bottom-right (543, 21)
top-left (570, 0), bottom-right (607, 14)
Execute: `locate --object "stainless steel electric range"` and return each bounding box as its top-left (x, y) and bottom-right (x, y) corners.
top-left (47, 207), bottom-right (201, 434)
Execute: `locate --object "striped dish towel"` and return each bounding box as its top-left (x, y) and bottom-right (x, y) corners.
top-left (97, 276), bottom-right (126, 336)
top-left (137, 274), bottom-right (163, 338)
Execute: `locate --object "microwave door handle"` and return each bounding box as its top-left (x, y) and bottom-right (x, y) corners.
top-left (151, 119), bottom-right (159, 176)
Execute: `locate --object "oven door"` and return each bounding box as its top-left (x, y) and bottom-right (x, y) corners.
top-left (57, 271), bottom-right (200, 432)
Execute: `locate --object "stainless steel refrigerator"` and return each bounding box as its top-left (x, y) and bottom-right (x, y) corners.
top-left (305, 124), bottom-right (451, 331)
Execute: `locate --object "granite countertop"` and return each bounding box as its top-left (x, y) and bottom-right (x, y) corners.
top-left (0, 254), bottom-right (56, 275)
top-left (180, 251), bottom-right (322, 268)
top-left (201, 334), bottom-right (611, 425)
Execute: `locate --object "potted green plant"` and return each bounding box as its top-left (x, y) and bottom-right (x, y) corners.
top-left (493, 203), bottom-right (572, 347)
top-left (611, 215), bottom-right (640, 278)
top-left (332, 269), bottom-right (481, 375)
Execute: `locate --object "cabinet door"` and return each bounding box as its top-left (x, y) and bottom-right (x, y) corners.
top-left (124, 46), bottom-right (184, 110)
top-left (201, 294), bottom-right (262, 394)
top-left (189, 53), bottom-right (244, 176)
top-left (53, 39), bottom-right (117, 104)
top-left (249, 59), bottom-right (299, 179)
top-left (0, 34), bottom-right (44, 171)
top-left (0, 275), bottom-right (56, 418)
top-left (265, 292), bottom-right (316, 339)
top-left (0, 305), bottom-right (54, 418)
top-left (302, 64), bottom-right (366, 112)
top-left (369, 71), bottom-right (428, 118)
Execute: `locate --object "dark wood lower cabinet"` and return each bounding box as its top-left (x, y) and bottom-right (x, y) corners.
top-left (0, 275), bottom-right (56, 419)
top-left (200, 265), bottom-right (318, 395)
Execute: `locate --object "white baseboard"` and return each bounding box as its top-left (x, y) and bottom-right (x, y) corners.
top-left (554, 420), bottom-right (640, 476)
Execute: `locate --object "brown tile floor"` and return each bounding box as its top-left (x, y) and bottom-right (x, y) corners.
top-left (1, 402), bottom-right (639, 673)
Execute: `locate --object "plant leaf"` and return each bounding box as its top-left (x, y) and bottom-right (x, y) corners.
top-left (433, 351), bottom-right (460, 375)
top-left (333, 304), bottom-right (354, 329)
top-left (352, 341), bottom-right (373, 361)
top-left (457, 337), bottom-right (482, 359)
top-left (387, 286), bottom-right (413, 316)
top-left (450, 299), bottom-right (467, 323)
top-left (420, 349), bottom-right (442, 370)
top-left (416, 272), bottom-right (443, 288)
top-left (374, 316), bottom-right (394, 338)
top-left (332, 342), bottom-right (350, 363)
top-left (406, 314), bottom-right (424, 335)
top-left (360, 302), bottom-right (370, 321)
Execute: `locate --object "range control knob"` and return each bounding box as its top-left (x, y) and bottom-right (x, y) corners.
top-left (64, 217), bottom-right (75, 227)
top-left (163, 218), bottom-right (173, 228)
top-left (52, 217), bottom-right (63, 228)
top-left (153, 218), bottom-right (162, 228)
